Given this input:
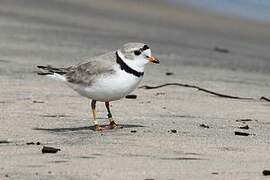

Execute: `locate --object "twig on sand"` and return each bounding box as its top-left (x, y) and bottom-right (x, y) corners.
top-left (260, 96), bottom-right (270, 102)
top-left (139, 83), bottom-right (269, 102)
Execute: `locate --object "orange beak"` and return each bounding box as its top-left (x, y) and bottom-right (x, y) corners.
top-left (146, 55), bottom-right (160, 64)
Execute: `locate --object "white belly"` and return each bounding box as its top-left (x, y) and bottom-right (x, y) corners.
top-left (68, 70), bottom-right (143, 102)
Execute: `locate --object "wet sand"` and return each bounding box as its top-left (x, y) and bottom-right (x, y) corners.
top-left (0, 0), bottom-right (270, 179)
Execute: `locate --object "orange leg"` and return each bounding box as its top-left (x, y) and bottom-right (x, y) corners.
top-left (105, 101), bottom-right (118, 129)
top-left (91, 100), bottom-right (103, 131)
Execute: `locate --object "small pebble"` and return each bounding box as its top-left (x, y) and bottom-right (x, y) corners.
top-left (26, 142), bottom-right (35, 145)
top-left (130, 130), bottom-right (137, 133)
top-left (0, 140), bottom-right (10, 144)
top-left (33, 100), bottom-right (44, 103)
top-left (125, 95), bottom-right (137, 99)
top-left (26, 142), bottom-right (41, 145)
top-left (42, 146), bottom-right (61, 154)
top-left (155, 92), bottom-right (165, 96)
top-left (200, 124), bottom-right (210, 128)
top-left (169, 129), bottom-right (177, 133)
top-left (165, 72), bottom-right (174, 76)
top-left (238, 125), bottom-right (249, 130)
top-left (234, 131), bottom-right (250, 136)
top-left (263, 170), bottom-right (270, 176)
top-left (213, 46), bottom-right (230, 53)
top-left (236, 119), bottom-right (254, 122)
top-left (5, 174), bottom-right (9, 177)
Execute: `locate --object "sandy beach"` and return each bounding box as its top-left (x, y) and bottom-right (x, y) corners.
top-left (0, 0), bottom-right (270, 179)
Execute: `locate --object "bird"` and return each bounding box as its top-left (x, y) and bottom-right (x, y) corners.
top-left (37, 42), bottom-right (159, 131)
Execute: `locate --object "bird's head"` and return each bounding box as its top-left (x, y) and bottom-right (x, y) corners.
top-left (118, 42), bottom-right (159, 71)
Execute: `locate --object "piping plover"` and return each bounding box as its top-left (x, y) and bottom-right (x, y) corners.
top-left (37, 42), bottom-right (159, 131)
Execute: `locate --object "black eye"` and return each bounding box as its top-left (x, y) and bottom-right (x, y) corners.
top-left (134, 50), bottom-right (141, 56)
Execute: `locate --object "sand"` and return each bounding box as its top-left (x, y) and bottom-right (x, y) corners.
top-left (0, 0), bottom-right (270, 179)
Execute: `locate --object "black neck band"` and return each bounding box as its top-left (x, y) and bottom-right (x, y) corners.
top-left (116, 51), bottom-right (144, 78)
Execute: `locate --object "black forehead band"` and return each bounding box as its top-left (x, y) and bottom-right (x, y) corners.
top-left (139, 45), bottom-right (149, 52)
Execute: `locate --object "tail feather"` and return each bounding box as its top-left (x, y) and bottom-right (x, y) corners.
top-left (37, 72), bottom-right (52, 75)
top-left (37, 65), bottom-right (69, 81)
top-left (37, 65), bottom-right (68, 75)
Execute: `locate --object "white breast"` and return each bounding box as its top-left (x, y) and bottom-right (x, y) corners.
top-left (68, 65), bottom-right (143, 101)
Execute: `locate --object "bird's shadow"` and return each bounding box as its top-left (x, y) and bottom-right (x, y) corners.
top-left (33, 124), bottom-right (144, 132)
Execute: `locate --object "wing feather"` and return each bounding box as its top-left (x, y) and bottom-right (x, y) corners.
top-left (65, 51), bottom-right (117, 86)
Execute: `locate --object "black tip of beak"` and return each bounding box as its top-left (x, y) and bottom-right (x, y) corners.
top-left (153, 59), bottom-right (160, 64)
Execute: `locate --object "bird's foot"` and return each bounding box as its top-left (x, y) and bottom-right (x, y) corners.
top-left (108, 121), bottom-right (123, 129)
top-left (94, 124), bottom-right (105, 131)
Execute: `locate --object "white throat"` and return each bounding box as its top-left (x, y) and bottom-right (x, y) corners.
top-left (117, 50), bottom-right (145, 73)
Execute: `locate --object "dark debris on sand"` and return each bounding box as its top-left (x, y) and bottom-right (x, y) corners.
top-left (263, 170), bottom-right (270, 176)
top-left (214, 46), bottom-right (230, 53)
top-left (234, 131), bottom-right (251, 136)
top-left (42, 146), bottom-right (61, 154)
top-left (125, 95), bottom-right (137, 99)
top-left (235, 119), bottom-right (258, 122)
top-left (238, 125), bottom-right (249, 130)
top-left (165, 72), bottom-right (174, 76)
top-left (26, 142), bottom-right (41, 145)
top-left (199, 124), bottom-right (210, 128)
top-left (169, 129), bottom-right (177, 133)
top-left (0, 140), bottom-right (10, 144)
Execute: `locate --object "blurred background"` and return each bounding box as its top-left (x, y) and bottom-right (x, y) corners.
top-left (0, 0), bottom-right (270, 77)
top-left (1, 1), bottom-right (270, 179)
